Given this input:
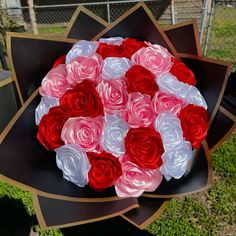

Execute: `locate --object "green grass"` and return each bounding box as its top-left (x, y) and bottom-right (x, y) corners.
top-left (0, 132), bottom-right (235, 235)
top-left (38, 26), bottom-right (67, 35)
top-left (206, 6), bottom-right (236, 68)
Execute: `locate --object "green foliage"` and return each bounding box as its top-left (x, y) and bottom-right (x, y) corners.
top-left (206, 6), bottom-right (236, 68)
top-left (0, 181), bottom-right (34, 215)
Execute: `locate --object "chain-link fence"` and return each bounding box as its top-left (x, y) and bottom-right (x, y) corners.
top-left (1, 0), bottom-right (236, 69)
top-left (0, 0), bottom-right (203, 45)
top-left (203, 0), bottom-right (236, 70)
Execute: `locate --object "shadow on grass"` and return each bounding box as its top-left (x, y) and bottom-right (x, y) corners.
top-left (0, 196), bottom-right (37, 236)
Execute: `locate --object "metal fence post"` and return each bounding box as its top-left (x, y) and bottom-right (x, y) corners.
top-left (107, 2), bottom-right (111, 23)
top-left (28, 0), bottom-right (38, 34)
top-left (200, 0), bottom-right (211, 44)
top-left (171, 0), bottom-right (176, 25)
top-left (203, 0), bottom-right (215, 55)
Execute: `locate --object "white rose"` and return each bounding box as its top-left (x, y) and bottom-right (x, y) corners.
top-left (35, 96), bottom-right (59, 125)
top-left (66, 40), bottom-right (98, 64)
top-left (102, 57), bottom-right (131, 80)
top-left (101, 115), bottom-right (129, 157)
top-left (154, 111), bottom-right (183, 150)
top-left (160, 141), bottom-right (192, 181)
top-left (55, 144), bottom-right (91, 187)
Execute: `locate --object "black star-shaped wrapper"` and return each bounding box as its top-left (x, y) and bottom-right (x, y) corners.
top-left (0, 2), bottom-right (234, 231)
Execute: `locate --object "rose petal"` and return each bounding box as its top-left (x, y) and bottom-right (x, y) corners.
top-left (99, 37), bottom-right (124, 45)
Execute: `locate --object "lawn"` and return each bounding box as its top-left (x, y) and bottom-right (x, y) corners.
top-left (38, 25), bottom-right (67, 35)
top-left (206, 5), bottom-right (236, 69)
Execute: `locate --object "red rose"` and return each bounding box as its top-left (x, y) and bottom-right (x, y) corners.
top-left (53, 55), bottom-right (66, 68)
top-left (37, 106), bottom-right (70, 150)
top-left (87, 151), bottom-right (122, 191)
top-left (122, 38), bottom-right (147, 59)
top-left (125, 65), bottom-right (158, 97)
top-left (60, 80), bottom-right (104, 117)
top-left (179, 104), bottom-right (208, 148)
top-left (170, 58), bottom-right (197, 86)
top-left (96, 43), bottom-right (123, 59)
top-left (125, 127), bottom-right (164, 169)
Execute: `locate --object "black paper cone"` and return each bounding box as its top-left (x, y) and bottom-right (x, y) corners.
top-left (66, 6), bottom-right (108, 40)
top-left (33, 193), bottom-right (139, 229)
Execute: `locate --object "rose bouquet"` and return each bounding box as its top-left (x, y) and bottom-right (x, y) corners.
top-left (0, 2), bottom-right (232, 231)
top-left (35, 37), bottom-right (208, 198)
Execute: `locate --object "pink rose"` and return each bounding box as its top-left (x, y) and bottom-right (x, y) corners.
top-left (131, 45), bottom-right (173, 76)
top-left (122, 92), bottom-right (156, 128)
top-left (96, 79), bottom-right (128, 114)
top-left (61, 116), bottom-right (104, 153)
top-left (66, 54), bottom-right (103, 85)
top-left (39, 64), bottom-right (71, 98)
top-left (115, 155), bottom-right (163, 197)
top-left (152, 91), bottom-right (184, 116)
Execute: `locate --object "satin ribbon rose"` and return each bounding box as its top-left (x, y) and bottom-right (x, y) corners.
top-left (122, 38), bottom-right (147, 59)
top-left (125, 127), bottom-right (164, 169)
top-left (154, 111), bottom-right (184, 151)
top-left (115, 155), bottom-right (163, 197)
top-left (35, 96), bottom-right (59, 125)
top-left (157, 72), bottom-right (207, 109)
top-left (96, 79), bottom-right (128, 114)
top-left (122, 92), bottom-right (156, 128)
top-left (39, 64), bottom-right (71, 98)
top-left (125, 64), bottom-right (158, 97)
top-left (101, 57), bottom-right (131, 80)
top-left (60, 80), bottom-right (104, 118)
top-left (66, 40), bottom-right (98, 64)
top-left (37, 106), bottom-right (70, 150)
top-left (170, 58), bottom-right (197, 86)
top-left (101, 115), bottom-right (129, 157)
top-left (179, 104), bottom-right (208, 148)
top-left (160, 141), bottom-right (192, 181)
top-left (87, 151), bottom-right (122, 191)
top-left (66, 54), bottom-right (103, 85)
top-left (152, 91), bottom-right (184, 116)
top-left (61, 116), bottom-right (104, 153)
top-left (55, 143), bottom-right (91, 187)
top-left (131, 44), bottom-right (173, 76)
top-left (96, 43), bottom-right (124, 59)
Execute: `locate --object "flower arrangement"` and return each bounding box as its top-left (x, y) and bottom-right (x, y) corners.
top-left (35, 37), bottom-right (208, 197)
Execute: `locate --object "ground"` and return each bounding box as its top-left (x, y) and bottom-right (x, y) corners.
top-left (206, 5), bottom-right (236, 70)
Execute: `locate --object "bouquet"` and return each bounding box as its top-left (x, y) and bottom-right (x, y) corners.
top-left (0, 2), bottom-right (232, 231)
top-left (36, 37), bottom-right (209, 198)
